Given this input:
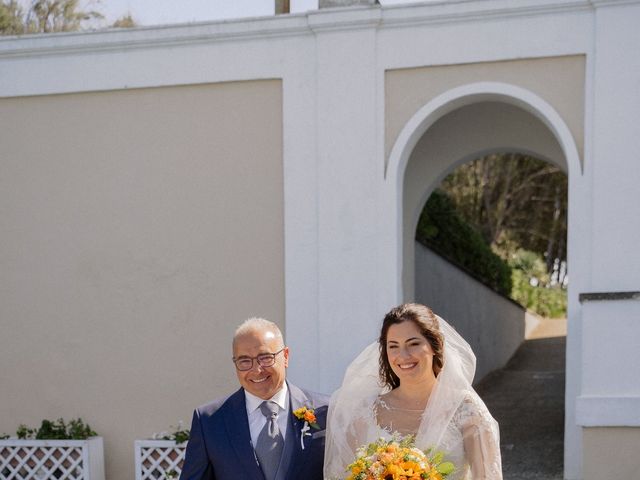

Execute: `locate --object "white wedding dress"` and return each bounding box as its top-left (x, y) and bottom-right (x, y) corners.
top-left (324, 317), bottom-right (503, 480)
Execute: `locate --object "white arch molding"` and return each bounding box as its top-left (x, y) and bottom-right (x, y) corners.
top-left (380, 80), bottom-right (581, 303)
top-left (378, 81), bottom-right (583, 478)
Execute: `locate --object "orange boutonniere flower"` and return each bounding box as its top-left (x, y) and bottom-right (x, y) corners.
top-left (293, 406), bottom-right (319, 429)
top-left (293, 406), bottom-right (321, 450)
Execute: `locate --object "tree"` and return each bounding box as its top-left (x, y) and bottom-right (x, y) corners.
top-left (26, 0), bottom-right (102, 33)
top-left (439, 153), bottom-right (568, 282)
top-left (111, 13), bottom-right (135, 29)
top-left (418, 153), bottom-right (568, 316)
top-left (1, 0), bottom-right (136, 35)
top-left (0, 1), bottom-right (24, 34)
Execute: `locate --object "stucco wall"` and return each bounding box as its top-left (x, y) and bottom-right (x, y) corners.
top-left (583, 427), bottom-right (640, 479)
top-left (0, 80), bottom-right (284, 479)
top-left (385, 55), bottom-right (586, 166)
top-left (415, 243), bottom-right (525, 382)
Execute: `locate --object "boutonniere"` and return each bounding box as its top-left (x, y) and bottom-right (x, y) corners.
top-left (293, 406), bottom-right (320, 449)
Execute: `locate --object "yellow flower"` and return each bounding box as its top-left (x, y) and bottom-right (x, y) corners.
top-left (346, 435), bottom-right (454, 480)
top-left (293, 406), bottom-right (319, 428)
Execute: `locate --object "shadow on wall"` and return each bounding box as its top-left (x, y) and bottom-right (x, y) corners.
top-left (414, 243), bottom-right (526, 383)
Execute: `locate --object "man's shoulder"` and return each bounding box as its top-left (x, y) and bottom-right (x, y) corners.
top-left (289, 382), bottom-right (330, 408)
top-left (304, 389), bottom-right (331, 408)
top-left (195, 388), bottom-right (244, 418)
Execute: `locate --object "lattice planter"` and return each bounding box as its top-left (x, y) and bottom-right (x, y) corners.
top-left (135, 440), bottom-right (186, 480)
top-left (0, 437), bottom-right (104, 480)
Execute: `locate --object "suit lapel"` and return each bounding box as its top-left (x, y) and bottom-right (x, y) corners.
top-left (282, 382), bottom-right (313, 479)
top-left (224, 388), bottom-right (265, 480)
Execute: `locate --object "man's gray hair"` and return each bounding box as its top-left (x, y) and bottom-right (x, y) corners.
top-left (233, 317), bottom-right (284, 345)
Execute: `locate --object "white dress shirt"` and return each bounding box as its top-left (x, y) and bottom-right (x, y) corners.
top-left (245, 383), bottom-right (289, 449)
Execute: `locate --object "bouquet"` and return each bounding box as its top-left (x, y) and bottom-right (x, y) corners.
top-left (346, 434), bottom-right (455, 480)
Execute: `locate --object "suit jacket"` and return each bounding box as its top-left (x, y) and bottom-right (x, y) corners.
top-left (180, 382), bottom-right (329, 480)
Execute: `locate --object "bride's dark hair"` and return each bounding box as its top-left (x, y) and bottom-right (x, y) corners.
top-left (378, 303), bottom-right (445, 389)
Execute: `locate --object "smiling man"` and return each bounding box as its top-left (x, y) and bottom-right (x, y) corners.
top-left (180, 317), bottom-right (329, 480)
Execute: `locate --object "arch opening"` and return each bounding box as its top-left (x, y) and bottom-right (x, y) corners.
top-left (381, 82), bottom-right (580, 479)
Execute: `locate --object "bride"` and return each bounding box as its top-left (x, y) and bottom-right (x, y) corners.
top-left (324, 303), bottom-right (503, 480)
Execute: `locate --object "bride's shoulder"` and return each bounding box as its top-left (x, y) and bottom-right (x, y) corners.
top-left (453, 390), bottom-right (496, 428)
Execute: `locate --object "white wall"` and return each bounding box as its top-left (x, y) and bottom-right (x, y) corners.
top-left (575, 3), bottom-right (640, 477)
top-left (313, 22), bottom-right (383, 390)
top-left (415, 244), bottom-right (526, 382)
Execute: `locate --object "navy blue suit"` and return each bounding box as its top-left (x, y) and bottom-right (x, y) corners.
top-left (180, 382), bottom-right (329, 480)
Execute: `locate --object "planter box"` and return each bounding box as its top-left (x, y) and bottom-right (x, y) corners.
top-left (0, 437), bottom-right (104, 480)
top-left (135, 440), bottom-right (187, 480)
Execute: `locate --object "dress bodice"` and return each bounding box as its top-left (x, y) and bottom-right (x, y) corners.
top-left (374, 397), bottom-right (424, 437)
top-left (348, 394), bottom-right (501, 480)
top-left (371, 396), bottom-right (468, 480)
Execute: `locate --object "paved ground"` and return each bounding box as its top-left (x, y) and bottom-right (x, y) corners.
top-left (475, 318), bottom-right (566, 480)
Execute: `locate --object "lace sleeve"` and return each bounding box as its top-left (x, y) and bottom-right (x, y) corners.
top-left (457, 395), bottom-right (503, 480)
top-left (324, 395), bottom-right (378, 480)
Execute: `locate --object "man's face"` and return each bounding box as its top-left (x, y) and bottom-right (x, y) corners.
top-left (233, 327), bottom-right (289, 400)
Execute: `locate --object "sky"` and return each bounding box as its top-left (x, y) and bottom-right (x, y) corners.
top-left (95, 0), bottom-right (416, 27)
top-left (95, 0), bottom-right (320, 26)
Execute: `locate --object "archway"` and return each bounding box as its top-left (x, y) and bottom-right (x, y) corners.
top-left (381, 82), bottom-right (582, 478)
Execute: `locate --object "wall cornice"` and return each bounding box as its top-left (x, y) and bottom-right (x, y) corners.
top-left (576, 396), bottom-right (640, 426)
top-left (308, 6), bottom-right (381, 32)
top-left (0, 15), bottom-right (312, 59)
top-left (0, 0), bottom-right (621, 59)
top-left (588, 0), bottom-right (640, 6)
top-left (380, 0), bottom-right (595, 28)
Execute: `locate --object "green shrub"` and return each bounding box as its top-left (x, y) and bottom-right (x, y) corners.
top-left (508, 249), bottom-right (567, 317)
top-left (416, 190), bottom-right (512, 296)
top-left (152, 421), bottom-right (190, 444)
top-left (16, 418), bottom-right (97, 440)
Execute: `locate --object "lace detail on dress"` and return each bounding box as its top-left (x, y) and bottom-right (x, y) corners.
top-left (370, 393), bottom-right (502, 480)
top-left (373, 397), bottom-right (424, 437)
top-left (439, 393), bottom-right (503, 480)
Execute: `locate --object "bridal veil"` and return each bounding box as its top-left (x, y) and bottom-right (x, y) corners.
top-left (324, 315), bottom-right (502, 480)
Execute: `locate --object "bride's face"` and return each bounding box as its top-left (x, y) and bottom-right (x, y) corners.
top-left (386, 320), bottom-right (435, 383)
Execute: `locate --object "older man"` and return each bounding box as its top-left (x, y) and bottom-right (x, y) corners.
top-left (180, 317), bottom-right (329, 480)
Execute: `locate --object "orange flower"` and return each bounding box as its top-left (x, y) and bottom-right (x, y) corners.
top-left (293, 406), bottom-right (319, 429)
top-left (346, 435), bottom-right (455, 480)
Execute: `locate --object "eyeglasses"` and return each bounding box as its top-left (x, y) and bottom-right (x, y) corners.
top-left (232, 348), bottom-right (285, 371)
